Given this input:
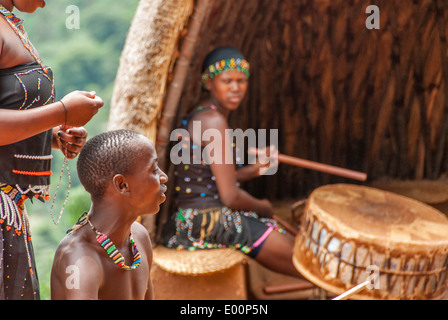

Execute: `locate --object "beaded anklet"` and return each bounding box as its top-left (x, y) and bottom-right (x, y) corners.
top-left (85, 216), bottom-right (141, 271)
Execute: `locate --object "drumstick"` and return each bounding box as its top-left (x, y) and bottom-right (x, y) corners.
top-left (332, 280), bottom-right (370, 300)
top-left (249, 148), bottom-right (367, 181)
top-left (264, 281), bottom-right (315, 294)
top-left (277, 154), bottom-right (367, 182)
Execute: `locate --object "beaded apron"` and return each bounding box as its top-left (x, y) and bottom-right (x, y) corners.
top-left (163, 206), bottom-right (285, 256)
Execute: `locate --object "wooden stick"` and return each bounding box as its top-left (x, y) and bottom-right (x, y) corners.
top-left (332, 280), bottom-right (370, 300)
top-left (264, 281), bottom-right (315, 294)
top-left (278, 153), bottom-right (368, 181)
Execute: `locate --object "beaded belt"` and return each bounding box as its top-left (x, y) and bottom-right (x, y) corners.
top-left (0, 183), bottom-right (31, 234)
top-left (0, 183), bottom-right (50, 205)
top-left (166, 207), bottom-right (285, 255)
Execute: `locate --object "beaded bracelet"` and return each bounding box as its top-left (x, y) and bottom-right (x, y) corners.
top-left (59, 100), bottom-right (67, 128)
top-left (14, 154), bottom-right (54, 160)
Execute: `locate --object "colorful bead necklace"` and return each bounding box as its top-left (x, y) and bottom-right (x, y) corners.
top-left (0, 6), bottom-right (48, 73)
top-left (86, 216), bottom-right (141, 271)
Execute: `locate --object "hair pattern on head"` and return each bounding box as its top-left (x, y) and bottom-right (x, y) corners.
top-left (201, 46), bottom-right (247, 73)
top-left (77, 129), bottom-right (146, 200)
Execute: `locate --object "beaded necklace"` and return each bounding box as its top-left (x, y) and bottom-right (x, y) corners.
top-left (84, 216), bottom-right (141, 271)
top-left (0, 6), bottom-right (48, 73)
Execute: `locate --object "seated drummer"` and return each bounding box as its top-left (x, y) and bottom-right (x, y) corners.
top-left (50, 129), bottom-right (168, 300)
top-left (161, 46), bottom-right (302, 278)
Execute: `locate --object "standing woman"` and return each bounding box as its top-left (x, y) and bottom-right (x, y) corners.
top-left (0, 0), bottom-right (103, 299)
top-left (162, 47), bottom-right (302, 278)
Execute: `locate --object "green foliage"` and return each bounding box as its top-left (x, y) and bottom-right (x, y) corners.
top-left (18, 0), bottom-right (139, 299)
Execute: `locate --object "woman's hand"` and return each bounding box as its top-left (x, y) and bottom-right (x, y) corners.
top-left (0, 91), bottom-right (102, 146)
top-left (52, 126), bottom-right (88, 159)
top-left (60, 91), bottom-right (104, 127)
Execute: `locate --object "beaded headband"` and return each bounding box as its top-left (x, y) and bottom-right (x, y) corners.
top-left (201, 58), bottom-right (250, 83)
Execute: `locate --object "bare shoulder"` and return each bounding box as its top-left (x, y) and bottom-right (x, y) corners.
top-left (51, 230), bottom-right (103, 299)
top-left (52, 230), bottom-right (101, 275)
top-left (193, 108), bottom-right (228, 131)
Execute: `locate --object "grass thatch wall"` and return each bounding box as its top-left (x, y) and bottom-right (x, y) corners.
top-left (164, 0), bottom-right (448, 199)
top-left (108, 0), bottom-right (194, 142)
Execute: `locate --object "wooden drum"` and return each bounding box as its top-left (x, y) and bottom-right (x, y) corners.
top-left (292, 184), bottom-right (448, 300)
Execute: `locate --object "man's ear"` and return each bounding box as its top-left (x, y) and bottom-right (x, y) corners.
top-left (112, 174), bottom-right (130, 194)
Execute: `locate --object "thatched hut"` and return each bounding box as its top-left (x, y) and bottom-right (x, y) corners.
top-left (108, 0), bottom-right (448, 242)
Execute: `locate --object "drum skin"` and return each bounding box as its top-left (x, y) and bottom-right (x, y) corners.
top-left (293, 184), bottom-right (448, 300)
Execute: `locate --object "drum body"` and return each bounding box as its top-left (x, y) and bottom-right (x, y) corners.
top-left (293, 184), bottom-right (448, 300)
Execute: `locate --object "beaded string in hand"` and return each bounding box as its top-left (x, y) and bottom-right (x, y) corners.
top-left (49, 101), bottom-right (71, 225)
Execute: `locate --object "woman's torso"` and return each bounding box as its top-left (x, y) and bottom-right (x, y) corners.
top-left (173, 106), bottom-right (224, 209)
top-left (0, 7), bottom-right (55, 187)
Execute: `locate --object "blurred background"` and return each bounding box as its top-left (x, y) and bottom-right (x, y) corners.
top-left (21, 0), bottom-right (139, 299)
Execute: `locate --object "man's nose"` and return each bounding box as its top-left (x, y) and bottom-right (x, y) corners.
top-left (160, 170), bottom-right (168, 183)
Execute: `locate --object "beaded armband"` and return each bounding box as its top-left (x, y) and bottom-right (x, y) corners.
top-left (201, 58), bottom-right (250, 82)
top-left (12, 170), bottom-right (53, 177)
top-left (14, 154), bottom-right (54, 160)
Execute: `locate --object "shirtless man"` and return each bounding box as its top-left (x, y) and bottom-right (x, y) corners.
top-left (50, 129), bottom-right (168, 300)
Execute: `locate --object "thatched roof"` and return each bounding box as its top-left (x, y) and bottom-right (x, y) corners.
top-left (108, 0), bottom-right (194, 142)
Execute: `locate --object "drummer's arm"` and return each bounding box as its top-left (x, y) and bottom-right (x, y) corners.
top-left (235, 164), bottom-right (260, 182)
top-left (205, 116), bottom-right (274, 218)
top-left (213, 163), bottom-right (274, 218)
top-left (236, 146), bottom-right (279, 182)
